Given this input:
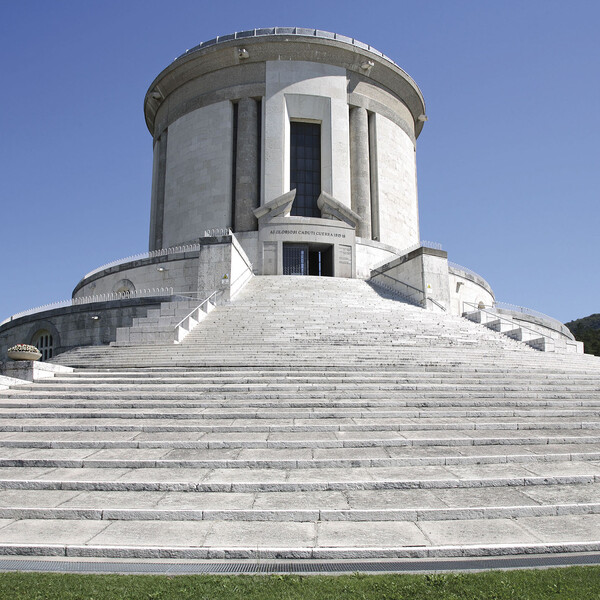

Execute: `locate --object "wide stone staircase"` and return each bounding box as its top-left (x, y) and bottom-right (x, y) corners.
top-left (0, 276), bottom-right (599, 559)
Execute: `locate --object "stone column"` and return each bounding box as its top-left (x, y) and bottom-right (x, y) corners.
top-left (234, 97), bottom-right (259, 232)
top-left (349, 106), bottom-right (371, 239)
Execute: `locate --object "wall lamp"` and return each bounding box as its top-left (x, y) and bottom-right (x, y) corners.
top-left (91, 315), bottom-right (100, 321)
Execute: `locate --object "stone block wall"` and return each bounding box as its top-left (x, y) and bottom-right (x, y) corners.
top-left (162, 101), bottom-right (234, 247)
top-left (0, 298), bottom-right (170, 359)
top-left (370, 113), bottom-right (419, 249)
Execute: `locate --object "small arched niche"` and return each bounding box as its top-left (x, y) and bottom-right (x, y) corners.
top-left (112, 279), bottom-right (136, 296)
top-left (31, 330), bottom-right (54, 361)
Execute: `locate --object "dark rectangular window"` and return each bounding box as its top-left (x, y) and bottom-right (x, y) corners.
top-left (290, 122), bottom-right (321, 217)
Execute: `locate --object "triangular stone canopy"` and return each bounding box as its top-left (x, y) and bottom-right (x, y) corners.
top-left (253, 190), bottom-right (360, 230)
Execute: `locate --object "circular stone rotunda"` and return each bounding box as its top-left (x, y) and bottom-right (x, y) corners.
top-left (0, 28), bottom-right (599, 567)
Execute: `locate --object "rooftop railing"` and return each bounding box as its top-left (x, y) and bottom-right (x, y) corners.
top-left (494, 301), bottom-right (567, 333)
top-left (447, 261), bottom-right (488, 283)
top-left (83, 244), bottom-right (203, 280)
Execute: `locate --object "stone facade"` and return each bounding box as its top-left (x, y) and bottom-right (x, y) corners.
top-left (0, 28), bottom-right (580, 357)
top-left (144, 29), bottom-right (425, 275)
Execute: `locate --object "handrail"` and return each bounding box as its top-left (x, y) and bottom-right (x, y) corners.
top-left (1, 288), bottom-right (174, 327)
top-left (174, 291), bottom-right (219, 332)
top-left (494, 301), bottom-right (566, 332)
top-left (426, 297), bottom-right (447, 312)
top-left (370, 270), bottom-right (447, 312)
top-left (463, 301), bottom-right (552, 345)
top-left (370, 270), bottom-right (424, 296)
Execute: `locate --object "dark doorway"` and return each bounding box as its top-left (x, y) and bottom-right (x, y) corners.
top-left (283, 243), bottom-right (333, 277)
top-left (283, 244), bottom-right (308, 275)
top-left (308, 247), bottom-right (333, 277)
top-left (320, 246), bottom-right (333, 277)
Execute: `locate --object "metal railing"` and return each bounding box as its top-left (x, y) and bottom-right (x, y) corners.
top-left (173, 291), bottom-right (219, 344)
top-left (448, 261), bottom-right (488, 283)
top-left (82, 231), bottom-right (234, 281)
top-left (370, 271), bottom-right (424, 306)
top-left (463, 301), bottom-right (552, 349)
top-left (204, 227), bottom-right (232, 238)
top-left (494, 301), bottom-right (566, 333)
top-left (1, 288), bottom-right (175, 327)
top-left (370, 269), bottom-right (447, 312)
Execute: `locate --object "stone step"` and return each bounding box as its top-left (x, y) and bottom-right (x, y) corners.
top-left (0, 386), bottom-right (600, 398)
top-left (8, 379), bottom-right (600, 391)
top-left (2, 275), bottom-right (599, 560)
top-left (0, 431), bottom-right (600, 450)
top-left (5, 409), bottom-right (600, 421)
top-left (1, 483), bottom-right (599, 516)
top-left (2, 448), bottom-right (600, 469)
top-left (2, 514), bottom-right (600, 559)
top-left (2, 418), bottom-right (599, 433)
top-left (0, 501), bottom-right (598, 523)
top-left (6, 399), bottom-right (600, 410)
top-left (1, 462), bottom-right (598, 492)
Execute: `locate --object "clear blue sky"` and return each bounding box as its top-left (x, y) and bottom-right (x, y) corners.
top-left (1, 0), bottom-right (598, 324)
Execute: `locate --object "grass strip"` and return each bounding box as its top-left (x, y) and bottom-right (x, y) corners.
top-left (0, 566), bottom-right (599, 599)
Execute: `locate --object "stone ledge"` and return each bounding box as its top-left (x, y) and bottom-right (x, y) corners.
top-left (0, 361), bottom-right (73, 383)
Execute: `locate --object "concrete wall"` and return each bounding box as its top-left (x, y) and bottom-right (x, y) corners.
top-left (263, 61), bottom-right (351, 207)
top-left (369, 247), bottom-right (449, 311)
top-left (229, 235), bottom-right (254, 301)
top-left (355, 238), bottom-right (401, 280)
top-left (74, 254), bottom-right (200, 299)
top-left (0, 298), bottom-right (169, 359)
top-left (370, 113), bottom-right (419, 249)
top-left (73, 234), bottom-right (254, 306)
top-left (162, 101), bottom-right (234, 247)
top-left (495, 308), bottom-right (575, 343)
top-left (448, 266), bottom-right (495, 316)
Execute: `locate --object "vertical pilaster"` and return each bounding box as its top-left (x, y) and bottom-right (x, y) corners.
top-left (149, 129), bottom-right (168, 251)
top-left (234, 97), bottom-right (259, 232)
top-left (349, 106), bottom-right (371, 239)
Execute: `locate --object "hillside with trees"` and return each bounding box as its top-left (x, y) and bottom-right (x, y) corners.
top-left (566, 314), bottom-right (600, 356)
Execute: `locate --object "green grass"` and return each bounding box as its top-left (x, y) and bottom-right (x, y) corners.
top-left (0, 566), bottom-right (599, 599)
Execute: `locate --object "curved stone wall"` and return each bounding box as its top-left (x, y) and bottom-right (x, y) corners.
top-left (448, 264), bottom-right (496, 316)
top-left (145, 29), bottom-right (426, 262)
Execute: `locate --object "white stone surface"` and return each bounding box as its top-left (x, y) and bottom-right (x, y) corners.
top-left (449, 269), bottom-right (495, 316)
top-left (263, 61), bottom-right (351, 206)
top-left (163, 102), bottom-right (233, 247)
top-left (0, 360), bottom-right (73, 383)
top-left (371, 113), bottom-right (419, 249)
